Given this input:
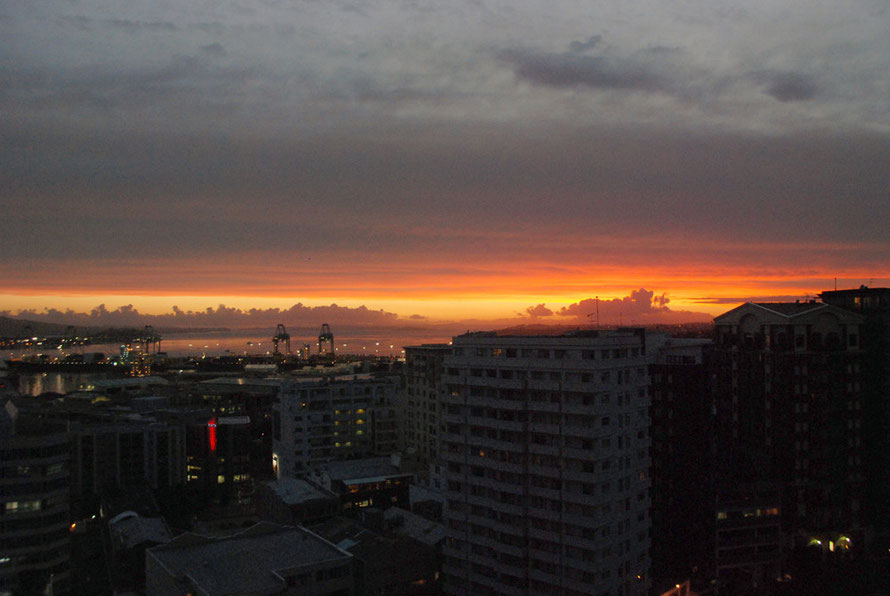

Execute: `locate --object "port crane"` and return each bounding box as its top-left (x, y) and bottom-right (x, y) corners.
top-left (317, 324), bottom-right (334, 356)
top-left (139, 325), bottom-right (162, 353)
top-left (272, 324), bottom-right (291, 359)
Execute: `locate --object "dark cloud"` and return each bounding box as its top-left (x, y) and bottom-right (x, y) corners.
top-left (557, 289), bottom-right (709, 324)
top-left (0, 55), bottom-right (259, 122)
top-left (200, 42), bottom-right (226, 57)
top-left (754, 71), bottom-right (819, 102)
top-left (409, 314), bottom-right (428, 320)
top-left (7, 303), bottom-right (404, 329)
top-left (57, 15), bottom-right (93, 31)
top-left (499, 48), bottom-right (668, 92)
top-left (525, 304), bottom-right (554, 317)
top-left (640, 45), bottom-right (683, 55)
top-left (2, 122), bottom-right (890, 269)
top-left (107, 19), bottom-right (178, 32)
top-left (569, 35), bottom-right (602, 53)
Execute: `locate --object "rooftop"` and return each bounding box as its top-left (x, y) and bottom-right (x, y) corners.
top-left (200, 377), bottom-right (284, 388)
top-left (267, 477), bottom-right (336, 505)
top-left (148, 522), bottom-right (350, 595)
top-left (751, 302), bottom-right (827, 317)
top-left (383, 507), bottom-right (446, 546)
top-left (110, 512), bottom-right (172, 551)
top-left (320, 456), bottom-right (402, 483)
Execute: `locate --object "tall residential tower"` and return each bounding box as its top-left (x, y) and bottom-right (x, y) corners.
top-left (440, 330), bottom-right (651, 596)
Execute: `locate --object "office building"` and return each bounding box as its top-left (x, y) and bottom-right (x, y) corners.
top-left (0, 400), bottom-right (71, 595)
top-left (273, 375), bottom-right (399, 478)
top-left (185, 416), bottom-right (252, 508)
top-left (71, 419), bottom-right (186, 501)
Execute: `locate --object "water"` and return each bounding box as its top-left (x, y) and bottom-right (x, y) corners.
top-left (15, 372), bottom-right (109, 396)
top-left (5, 326), bottom-right (456, 396)
top-left (5, 327), bottom-right (453, 359)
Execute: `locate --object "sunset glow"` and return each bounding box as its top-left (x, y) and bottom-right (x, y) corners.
top-left (2, 1), bottom-right (888, 329)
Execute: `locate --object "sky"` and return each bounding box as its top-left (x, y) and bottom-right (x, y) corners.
top-left (2, 1), bottom-right (889, 328)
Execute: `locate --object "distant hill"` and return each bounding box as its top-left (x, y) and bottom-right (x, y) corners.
top-left (0, 316), bottom-right (228, 338)
top-left (0, 316), bottom-right (75, 337)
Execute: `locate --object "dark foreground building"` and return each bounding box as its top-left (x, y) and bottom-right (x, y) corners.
top-left (820, 286), bottom-right (890, 547)
top-left (0, 399), bottom-right (71, 595)
top-left (713, 301), bottom-right (866, 546)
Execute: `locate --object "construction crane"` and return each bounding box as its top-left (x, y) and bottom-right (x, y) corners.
top-left (317, 323), bottom-right (334, 357)
top-left (272, 324), bottom-right (291, 359)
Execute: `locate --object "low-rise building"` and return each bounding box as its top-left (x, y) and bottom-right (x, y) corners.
top-left (145, 521), bottom-right (354, 596)
top-left (310, 456), bottom-right (412, 511)
top-left (256, 477), bottom-right (340, 525)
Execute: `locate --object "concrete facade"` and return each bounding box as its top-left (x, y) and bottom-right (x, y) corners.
top-left (440, 331), bottom-right (651, 596)
top-left (273, 375), bottom-right (399, 478)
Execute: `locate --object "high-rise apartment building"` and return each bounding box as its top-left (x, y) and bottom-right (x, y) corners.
top-left (401, 344), bottom-right (451, 483)
top-left (713, 301), bottom-right (865, 545)
top-left (273, 375), bottom-right (399, 478)
top-left (646, 336), bottom-right (714, 591)
top-left (820, 287), bottom-right (890, 543)
top-left (440, 330), bottom-right (651, 596)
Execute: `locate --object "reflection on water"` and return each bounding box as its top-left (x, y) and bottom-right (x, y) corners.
top-left (16, 372), bottom-right (109, 397)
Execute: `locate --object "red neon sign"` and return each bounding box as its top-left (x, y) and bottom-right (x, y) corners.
top-left (208, 418), bottom-right (217, 452)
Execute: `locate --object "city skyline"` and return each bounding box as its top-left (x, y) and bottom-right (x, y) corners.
top-left (3, 1), bottom-right (889, 324)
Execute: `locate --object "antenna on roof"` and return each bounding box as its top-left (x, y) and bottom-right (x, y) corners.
top-left (586, 296), bottom-right (600, 329)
